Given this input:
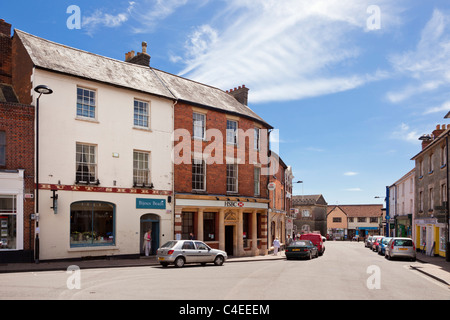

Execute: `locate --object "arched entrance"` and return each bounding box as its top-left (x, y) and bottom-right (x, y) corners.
top-left (140, 214), bottom-right (160, 256)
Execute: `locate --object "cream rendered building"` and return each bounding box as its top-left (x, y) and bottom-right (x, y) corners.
top-left (14, 30), bottom-right (176, 260)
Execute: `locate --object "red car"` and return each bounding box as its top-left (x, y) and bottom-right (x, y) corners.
top-left (300, 233), bottom-right (325, 256)
top-left (371, 236), bottom-right (384, 252)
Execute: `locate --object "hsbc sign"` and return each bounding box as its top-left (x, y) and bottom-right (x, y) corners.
top-left (225, 201), bottom-right (245, 208)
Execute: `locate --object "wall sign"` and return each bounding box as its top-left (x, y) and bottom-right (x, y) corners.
top-left (136, 198), bottom-right (166, 210)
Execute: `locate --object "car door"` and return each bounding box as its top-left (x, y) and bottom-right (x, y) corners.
top-left (195, 241), bottom-right (212, 263)
top-left (181, 241), bottom-right (197, 263)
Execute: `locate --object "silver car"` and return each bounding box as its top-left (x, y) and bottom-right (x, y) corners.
top-left (385, 237), bottom-right (416, 261)
top-left (156, 240), bottom-right (227, 268)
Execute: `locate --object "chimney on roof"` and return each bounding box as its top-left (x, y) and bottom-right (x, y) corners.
top-left (0, 19), bottom-right (12, 85)
top-left (227, 85), bottom-right (249, 106)
top-left (125, 42), bottom-right (150, 67)
top-left (419, 124), bottom-right (448, 150)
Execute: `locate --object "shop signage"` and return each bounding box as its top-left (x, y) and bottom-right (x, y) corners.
top-left (225, 201), bottom-right (245, 208)
top-left (136, 198), bottom-right (166, 210)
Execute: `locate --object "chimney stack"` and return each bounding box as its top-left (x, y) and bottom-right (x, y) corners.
top-left (125, 42), bottom-right (150, 67)
top-left (227, 85), bottom-right (249, 106)
top-left (0, 19), bottom-right (12, 84)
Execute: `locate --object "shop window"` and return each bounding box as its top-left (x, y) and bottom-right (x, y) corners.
top-left (70, 201), bottom-right (115, 247)
top-left (204, 212), bottom-right (216, 241)
top-left (0, 195), bottom-right (17, 250)
top-left (182, 212), bottom-right (194, 240)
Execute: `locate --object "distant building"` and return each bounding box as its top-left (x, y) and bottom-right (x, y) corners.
top-left (327, 204), bottom-right (383, 240)
top-left (292, 194), bottom-right (327, 237)
top-left (411, 124), bottom-right (449, 257)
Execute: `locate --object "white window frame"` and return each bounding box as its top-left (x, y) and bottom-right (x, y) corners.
top-left (133, 150), bottom-right (151, 186)
top-left (193, 113), bottom-right (206, 140)
top-left (254, 166), bottom-right (260, 196)
top-left (75, 143), bottom-right (97, 183)
top-left (227, 163), bottom-right (238, 193)
top-left (134, 99), bottom-right (150, 129)
top-left (192, 158), bottom-right (206, 191)
top-left (76, 87), bottom-right (97, 120)
top-left (226, 120), bottom-right (238, 145)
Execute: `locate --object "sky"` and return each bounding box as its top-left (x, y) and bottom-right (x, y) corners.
top-left (3, 0), bottom-right (450, 205)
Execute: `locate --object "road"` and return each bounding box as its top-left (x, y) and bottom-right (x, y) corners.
top-left (0, 241), bottom-right (448, 300)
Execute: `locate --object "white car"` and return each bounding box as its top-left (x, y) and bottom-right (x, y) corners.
top-left (156, 240), bottom-right (227, 268)
top-left (385, 237), bottom-right (416, 261)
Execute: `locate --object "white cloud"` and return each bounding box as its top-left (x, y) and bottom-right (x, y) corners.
top-left (392, 123), bottom-right (419, 143)
top-left (344, 172), bottom-right (359, 176)
top-left (345, 188), bottom-right (362, 192)
top-left (82, 2), bottom-right (136, 34)
top-left (387, 9), bottom-right (450, 103)
top-left (423, 101), bottom-right (450, 115)
top-left (177, 0), bottom-right (401, 103)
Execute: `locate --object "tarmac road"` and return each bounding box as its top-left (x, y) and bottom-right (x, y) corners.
top-left (0, 241), bottom-right (448, 300)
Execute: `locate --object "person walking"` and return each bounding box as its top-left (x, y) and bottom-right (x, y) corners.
top-left (143, 229), bottom-right (152, 256)
top-left (273, 237), bottom-right (280, 256)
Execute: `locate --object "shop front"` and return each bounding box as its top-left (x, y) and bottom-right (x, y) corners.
top-left (37, 184), bottom-right (173, 260)
top-left (175, 195), bottom-right (269, 257)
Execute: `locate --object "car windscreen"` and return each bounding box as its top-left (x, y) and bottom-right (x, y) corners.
top-left (394, 239), bottom-right (413, 246)
top-left (291, 241), bottom-right (310, 246)
top-left (160, 241), bottom-right (178, 248)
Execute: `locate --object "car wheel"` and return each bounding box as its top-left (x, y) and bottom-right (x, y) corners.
top-left (175, 257), bottom-right (185, 268)
top-left (307, 251), bottom-right (312, 260)
top-left (214, 255), bottom-right (224, 266)
top-left (160, 262), bottom-right (168, 268)
top-left (315, 250), bottom-right (319, 258)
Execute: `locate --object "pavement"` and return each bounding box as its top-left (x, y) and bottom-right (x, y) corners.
top-left (0, 250), bottom-right (449, 287)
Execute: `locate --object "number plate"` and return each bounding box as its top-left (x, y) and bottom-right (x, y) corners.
top-left (158, 257), bottom-right (165, 261)
top-left (292, 249), bottom-right (300, 251)
top-left (399, 248), bottom-right (408, 251)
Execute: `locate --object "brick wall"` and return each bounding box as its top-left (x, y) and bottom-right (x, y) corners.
top-left (174, 102), bottom-right (270, 198)
top-left (0, 19), bottom-right (12, 85)
top-left (0, 101), bottom-right (35, 252)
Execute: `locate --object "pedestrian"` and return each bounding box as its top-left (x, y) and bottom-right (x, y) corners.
top-left (189, 232), bottom-right (195, 240)
top-left (143, 229), bottom-right (152, 256)
top-left (273, 237), bottom-right (280, 255)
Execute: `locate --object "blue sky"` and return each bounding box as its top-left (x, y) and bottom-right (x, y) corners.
top-left (3, 0), bottom-right (450, 205)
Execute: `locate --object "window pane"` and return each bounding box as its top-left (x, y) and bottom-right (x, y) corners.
top-left (192, 159), bottom-right (205, 190)
top-left (77, 88), bottom-right (96, 119)
top-left (193, 113), bottom-right (205, 139)
top-left (226, 120), bottom-right (237, 144)
top-left (227, 164), bottom-right (238, 192)
top-left (76, 143), bottom-right (97, 183)
top-left (134, 100), bottom-right (149, 128)
top-left (133, 151), bottom-right (150, 185)
top-left (204, 212), bottom-right (216, 241)
top-left (70, 202), bottom-right (115, 247)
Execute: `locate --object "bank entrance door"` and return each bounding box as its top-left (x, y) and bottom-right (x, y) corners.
top-left (225, 225), bottom-right (234, 256)
top-left (140, 214), bottom-right (160, 256)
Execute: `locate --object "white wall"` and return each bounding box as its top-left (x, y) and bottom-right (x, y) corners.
top-left (33, 69), bottom-right (174, 260)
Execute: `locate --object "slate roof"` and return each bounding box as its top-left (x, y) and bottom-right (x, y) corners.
top-left (292, 194), bottom-right (327, 206)
top-left (14, 29), bottom-right (270, 127)
top-left (327, 204), bottom-right (382, 217)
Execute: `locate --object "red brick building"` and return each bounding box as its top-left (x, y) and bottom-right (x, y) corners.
top-left (167, 80), bottom-right (274, 256)
top-left (0, 19), bottom-right (35, 263)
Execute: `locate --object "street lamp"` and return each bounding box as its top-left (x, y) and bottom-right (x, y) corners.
top-left (34, 85), bottom-right (53, 263)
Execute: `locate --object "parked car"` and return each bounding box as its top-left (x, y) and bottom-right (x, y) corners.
top-left (385, 237), bottom-right (416, 261)
top-left (378, 237), bottom-right (392, 255)
top-left (372, 236), bottom-right (384, 252)
top-left (156, 240), bottom-right (227, 268)
top-left (365, 235), bottom-right (373, 248)
top-left (300, 233), bottom-right (325, 256)
top-left (285, 240), bottom-right (319, 260)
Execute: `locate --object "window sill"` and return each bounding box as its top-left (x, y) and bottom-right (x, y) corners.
top-left (68, 246), bottom-right (118, 252)
top-left (133, 126), bottom-right (152, 133)
top-left (75, 117), bottom-right (99, 124)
